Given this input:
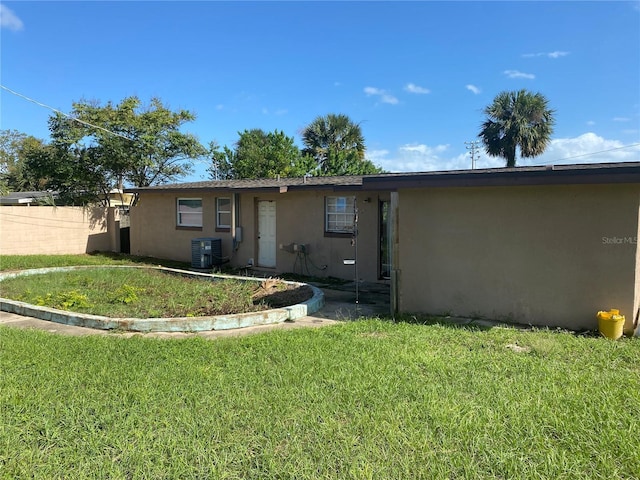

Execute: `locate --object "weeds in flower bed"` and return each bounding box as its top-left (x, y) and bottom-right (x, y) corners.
top-left (1, 267), bottom-right (310, 317)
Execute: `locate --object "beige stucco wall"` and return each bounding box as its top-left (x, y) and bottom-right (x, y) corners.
top-left (236, 190), bottom-right (387, 282)
top-left (130, 193), bottom-right (233, 263)
top-left (396, 183), bottom-right (640, 332)
top-left (0, 206), bottom-right (111, 255)
top-left (130, 190), bottom-right (389, 283)
top-left (635, 205), bottom-right (640, 333)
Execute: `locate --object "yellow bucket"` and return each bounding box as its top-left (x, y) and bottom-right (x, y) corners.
top-left (597, 310), bottom-right (625, 340)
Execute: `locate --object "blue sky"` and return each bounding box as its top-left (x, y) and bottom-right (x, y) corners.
top-left (1, 1), bottom-right (639, 182)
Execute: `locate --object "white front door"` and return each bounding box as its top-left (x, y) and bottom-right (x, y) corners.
top-left (257, 200), bottom-right (276, 268)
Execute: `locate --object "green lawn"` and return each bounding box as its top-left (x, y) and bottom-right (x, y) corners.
top-left (1, 320), bottom-right (638, 479)
top-left (0, 252), bottom-right (190, 272)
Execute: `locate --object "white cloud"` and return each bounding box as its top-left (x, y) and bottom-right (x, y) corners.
top-left (586, 120), bottom-right (595, 126)
top-left (0, 4), bottom-right (23, 31)
top-left (523, 51), bottom-right (570, 59)
top-left (518, 132), bottom-right (640, 166)
top-left (366, 149), bottom-right (390, 166)
top-left (364, 86), bottom-right (398, 105)
top-left (404, 83), bottom-right (430, 94)
top-left (260, 107), bottom-right (287, 116)
top-left (402, 144), bottom-right (448, 155)
top-left (466, 84), bottom-right (481, 95)
top-left (370, 143), bottom-right (490, 173)
top-left (504, 70), bottom-right (535, 80)
top-left (613, 117), bottom-right (630, 122)
top-left (548, 51), bottom-right (570, 59)
top-left (368, 133), bottom-right (639, 173)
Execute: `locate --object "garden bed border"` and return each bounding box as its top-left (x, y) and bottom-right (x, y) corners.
top-left (0, 266), bottom-right (325, 332)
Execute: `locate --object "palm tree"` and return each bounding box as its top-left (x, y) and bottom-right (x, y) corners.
top-left (301, 114), bottom-right (367, 175)
top-left (479, 90), bottom-right (555, 167)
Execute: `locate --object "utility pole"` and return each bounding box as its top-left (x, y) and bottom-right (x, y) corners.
top-left (465, 140), bottom-right (481, 169)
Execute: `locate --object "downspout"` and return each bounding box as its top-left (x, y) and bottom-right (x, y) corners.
top-left (634, 207), bottom-right (640, 337)
top-left (232, 192), bottom-right (241, 251)
top-left (390, 191), bottom-right (400, 318)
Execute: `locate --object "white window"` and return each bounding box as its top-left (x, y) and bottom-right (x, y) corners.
top-left (216, 197), bottom-right (231, 229)
top-left (177, 198), bottom-right (202, 227)
top-left (325, 196), bottom-right (355, 233)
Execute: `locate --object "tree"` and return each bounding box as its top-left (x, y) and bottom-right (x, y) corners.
top-left (25, 127), bottom-right (115, 205)
top-left (65, 96), bottom-right (206, 187)
top-left (301, 113), bottom-right (382, 175)
top-left (479, 90), bottom-right (555, 167)
top-left (25, 96), bottom-right (206, 204)
top-left (208, 129), bottom-right (315, 180)
top-left (0, 129), bottom-right (26, 177)
top-left (0, 129), bottom-right (48, 195)
top-left (321, 147), bottom-right (383, 176)
top-left (207, 141), bottom-right (236, 180)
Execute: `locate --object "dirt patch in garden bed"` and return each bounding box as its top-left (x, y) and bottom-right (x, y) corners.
top-left (252, 279), bottom-right (314, 308)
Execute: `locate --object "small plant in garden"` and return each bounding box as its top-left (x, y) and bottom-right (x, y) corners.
top-left (17, 289), bottom-right (32, 301)
top-left (108, 284), bottom-right (143, 304)
top-left (35, 290), bottom-right (92, 310)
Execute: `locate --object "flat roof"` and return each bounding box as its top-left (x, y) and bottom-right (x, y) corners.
top-left (127, 162), bottom-right (640, 194)
top-left (127, 175), bottom-right (367, 194)
top-left (363, 161), bottom-right (640, 189)
top-left (0, 191), bottom-right (59, 205)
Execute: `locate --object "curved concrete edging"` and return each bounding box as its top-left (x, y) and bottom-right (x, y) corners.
top-left (0, 266), bottom-right (325, 332)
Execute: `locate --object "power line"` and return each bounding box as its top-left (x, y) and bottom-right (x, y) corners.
top-left (539, 142), bottom-right (640, 164)
top-left (3, 84), bottom-right (637, 167)
top-left (0, 84), bottom-right (133, 141)
top-left (483, 141), bottom-right (639, 167)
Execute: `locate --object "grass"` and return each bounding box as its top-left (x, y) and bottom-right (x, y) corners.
top-left (1, 320), bottom-right (638, 479)
top-left (0, 267), bottom-right (270, 317)
top-left (0, 252), bottom-right (190, 272)
top-left (0, 255), bottom-right (311, 316)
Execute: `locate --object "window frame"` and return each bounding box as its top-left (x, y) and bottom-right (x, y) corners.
top-left (216, 197), bottom-right (232, 231)
top-left (176, 197), bottom-right (203, 228)
top-left (325, 196), bottom-right (355, 236)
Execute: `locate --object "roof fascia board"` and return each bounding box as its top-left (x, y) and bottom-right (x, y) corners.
top-left (363, 166), bottom-right (640, 190)
top-left (127, 164), bottom-right (640, 194)
top-left (129, 184), bottom-right (365, 195)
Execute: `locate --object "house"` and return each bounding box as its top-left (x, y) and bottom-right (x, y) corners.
top-left (127, 161), bottom-right (640, 335)
top-left (103, 188), bottom-right (135, 208)
top-left (0, 191), bottom-right (59, 206)
top-left (127, 176), bottom-right (390, 283)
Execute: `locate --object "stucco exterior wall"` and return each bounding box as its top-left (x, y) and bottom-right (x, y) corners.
top-left (130, 190), bottom-right (389, 283)
top-left (0, 206), bottom-right (111, 255)
top-left (396, 183), bottom-right (639, 332)
top-left (635, 205), bottom-right (640, 333)
top-left (130, 193), bottom-right (233, 263)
